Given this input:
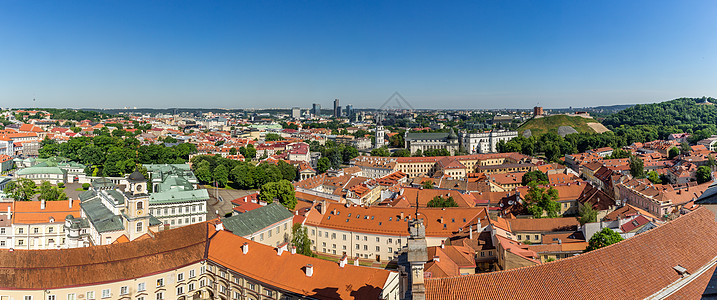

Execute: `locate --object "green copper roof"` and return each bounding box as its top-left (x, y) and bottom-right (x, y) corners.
top-left (221, 202), bottom-right (293, 237)
top-left (149, 189), bottom-right (209, 205)
top-left (16, 166), bottom-right (66, 175)
top-left (81, 198), bottom-right (125, 233)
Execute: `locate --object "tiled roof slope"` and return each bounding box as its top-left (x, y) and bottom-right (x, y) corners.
top-left (425, 207), bottom-right (717, 300)
top-left (0, 222), bottom-right (209, 289)
top-left (208, 230), bottom-right (394, 299)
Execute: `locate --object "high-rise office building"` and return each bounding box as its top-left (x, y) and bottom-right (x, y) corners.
top-left (333, 99), bottom-right (340, 118)
top-left (346, 104), bottom-right (353, 117)
top-left (312, 103), bottom-right (321, 116)
top-left (291, 107), bottom-right (301, 119)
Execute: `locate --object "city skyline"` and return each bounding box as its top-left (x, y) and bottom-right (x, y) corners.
top-left (2, 0), bottom-right (717, 109)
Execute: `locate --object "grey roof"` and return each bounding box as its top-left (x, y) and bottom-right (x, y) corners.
top-left (81, 198), bottom-right (125, 233)
top-left (105, 190), bottom-right (126, 205)
top-left (149, 215), bottom-right (162, 226)
top-left (405, 132), bottom-right (450, 141)
top-left (78, 190), bottom-right (97, 202)
top-left (221, 202), bottom-right (293, 237)
top-left (149, 189), bottom-right (209, 205)
top-left (91, 178), bottom-right (115, 189)
top-left (128, 171), bottom-right (146, 182)
top-left (696, 183), bottom-right (717, 204)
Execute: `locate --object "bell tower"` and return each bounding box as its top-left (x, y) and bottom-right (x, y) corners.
top-left (126, 171), bottom-right (150, 239)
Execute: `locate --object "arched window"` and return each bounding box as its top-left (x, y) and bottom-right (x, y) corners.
top-left (136, 202), bottom-right (143, 210)
top-left (136, 222), bottom-right (143, 233)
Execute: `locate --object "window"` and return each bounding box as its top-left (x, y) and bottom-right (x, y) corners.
top-left (86, 291), bottom-right (95, 300)
top-left (266, 290), bottom-right (273, 297)
top-left (481, 251), bottom-right (485, 257)
top-left (136, 222), bottom-right (143, 232)
top-left (188, 283), bottom-right (195, 291)
top-left (356, 244), bottom-right (360, 250)
top-left (343, 234), bottom-right (347, 240)
top-left (355, 235), bottom-right (359, 240)
top-left (34, 228), bottom-right (39, 234)
top-left (534, 235), bottom-right (539, 240)
top-left (219, 285), bottom-right (226, 294)
top-left (376, 246), bottom-right (380, 252)
top-left (101, 289), bottom-right (110, 298)
top-left (389, 247), bottom-right (393, 253)
top-left (363, 236), bottom-right (367, 241)
top-left (156, 278), bottom-right (164, 287)
top-left (177, 272), bottom-right (184, 281)
top-left (47, 296), bottom-right (56, 300)
top-left (155, 293), bottom-right (163, 300)
top-left (331, 233), bottom-right (336, 239)
top-left (200, 266), bottom-right (206, 274)
top-left (364, 245), bottom-right (368, 250)
top-left (137, 297), bottom-right (145, 300)
top-left (376, 237), bottom-right (380, 242)
top-left (138, 282), bottom-right (146, 292)
top-left (268, 229), bottom-right (271, 237)
top-left (199, 279), bottom-right (206, 287)
top-left (48, 227), bottom-right (54, 233)
top-left (517, 235), bottom-right (522, 240)
top-left (260, 233), bottom-right (264, 241)
top-left (248, 282), bottom-right (256, 291)
top-left (120, 286), bottom-right (129, 295)
top-left (25, 297), bottom-right (33, 300)
top-left (189, 269), bottom-right (195, 278)
top-left (176, 286), bottom-right (183, 295)
top-left (387, 238), bottom-right (392, 244)
top-left (137, 202), bottom-right (143, 210)
top-left (233, 291), bottom-right (241, 299)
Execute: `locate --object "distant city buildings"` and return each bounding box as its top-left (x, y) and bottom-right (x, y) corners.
top-left (333, 98), bottom-right (340, 118)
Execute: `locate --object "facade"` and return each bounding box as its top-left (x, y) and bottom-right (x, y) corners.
top-left (9, 199), bottom-right (81, 250)
top-left (462, 130), bottom-right (518, 154)
top-left (144, 164), bottom-right (209, 229)
top-left (375, 121), bottom-right (386, 148)
top-left (222, 202), bottom-right (294, 247)
top-left (291, 107), bottom-right (301, 119)
top-left (0, 221), bottom-right (400, 300)
top-left (312, 103), bottom-right (321, 116)
top-left (405, 129), bottom-right (460, 155)
top-left (333, 98), bottom-right (340, 118)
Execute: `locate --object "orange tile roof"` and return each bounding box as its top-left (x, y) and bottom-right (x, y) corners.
top-left (425, 207), bottom-right (717, 300)
top-left (12, 200), bottom-right (81, 224)
top-left (306, 203), bottom-right (489, 237)
top-left (208, 230), bottom-right (393, 299)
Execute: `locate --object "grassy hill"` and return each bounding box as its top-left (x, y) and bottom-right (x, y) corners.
top-left (518, 115), bottom-right (606, 137)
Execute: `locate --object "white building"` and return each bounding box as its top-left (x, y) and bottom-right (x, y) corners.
top-left (462, 130), bottom-right (518, 154)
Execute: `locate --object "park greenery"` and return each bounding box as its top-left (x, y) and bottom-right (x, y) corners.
top-left (584, 227), bottom-right (624, 252)
top-left (39, 134), bottom-right (197, 177)
top-left (4, 178), bottom-right (68, 201)
top-left (190, 155), bottom-right (297, 189)
top-left (308, 140), bottom-right (359, 170)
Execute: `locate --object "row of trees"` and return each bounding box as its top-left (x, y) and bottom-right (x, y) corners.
top-left (4, 179), bottom-right (68, 201)
top-left (190, 155), bottom-right (297, 189)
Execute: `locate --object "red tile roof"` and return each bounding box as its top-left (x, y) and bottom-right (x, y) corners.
top-left (425, 207), bottom-right (717, 299)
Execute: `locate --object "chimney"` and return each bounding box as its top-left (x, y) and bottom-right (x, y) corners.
top-left (400, 212), bottom-right (404, 219)
top-left (440, 217), bottom-right (444, 224)
top-left (469, 225), bottom-right (473, 239)
top-left (305, 264), bottom-right (314, 277)
top-left (433, 256), bottom-right (440, 262)
top-left (291, 246), bottom-right (296, 254)
top-left (441, 240), bottom-right (445, 249)
top-left (320, 200), bottom-right (327, 215)
top-left (339, 254), bottom-right (348, 268)
top-left (40, 199), bottom-right (46, 210)
top-left (242, 242), bottom-right (249, 254)
top-left (68, 199), bottom-right (73, 209)
top-left (276, 242), bottom-right (288, 256)
top-left (558, 239), bottom-right (562, 245)
top-left (214, 220), bottom-right (224, 231)
top-left (354, 256), bottom-right (360, 266)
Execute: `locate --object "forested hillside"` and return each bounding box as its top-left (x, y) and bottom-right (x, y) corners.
top-left (602, 97), bottom-right (717, 127)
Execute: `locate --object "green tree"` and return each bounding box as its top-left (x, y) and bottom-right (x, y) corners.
top-left (696, 166), bottom-right (712, 184)
top-left (214, 164), bottom-right (229, 187)
top-left (391, 149), bottom-right (411, 157)
top-left (681, 142), bottom-right (692, 154)
top-left (4, 178), bottom-right (38, 201)
top-left (422, 180), bottom-right (434, 189)
top-left (291, 223), bottom-right (316, 257)
top-left (317, 157), bottom-right (331, 174)
top-left (668, 147), bottom-right (680, 159)
top-left (584, 227), bottom-right (623, 252)
top-left (646, 171), bottom-right (663, 184)
top-left (629, 156), bottom-right (645, 178)
top-left (521, 170), bottom-right (548, 186)
top-left (277, 160), bottom-right (298, 181)
top-left (426, 196), bottom-right (459, 207)
top-left (230, 164), bottom-right (256, 189)
top-left (229, 147), bottom-right (237, 155)
top-left (524, 182), bottom-right (560, 218)
top-left (195, 160), bottom-right (213, 183)
top-left (371, 147), bottom-right (391, 157)
top-left (245, 144), bottom-right (257, 160)
top-left (577, 202), bottom-right (597, 225)
top-left (258, 180), bottom-right (297, 209)
top-left (608, 148), bottom-right (631, 159)
top-left (38, 181), bottom-right (68, 201)
top-left (265, 133), bottom-right (284, 141)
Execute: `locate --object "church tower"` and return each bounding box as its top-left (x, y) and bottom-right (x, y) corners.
top-left (407, 217), bottom-right (428, 300)
top-left (125, 171), bottom-right (151, 239)
top-left (375, 117), bottom-right (385, 148)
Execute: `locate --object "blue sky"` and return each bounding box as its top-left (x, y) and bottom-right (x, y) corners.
top-left (1, 0), bottom-right (716, 109)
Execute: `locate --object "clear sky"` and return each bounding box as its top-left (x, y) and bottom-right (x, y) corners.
top-left (1, 0), bottom-right (717, 109)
